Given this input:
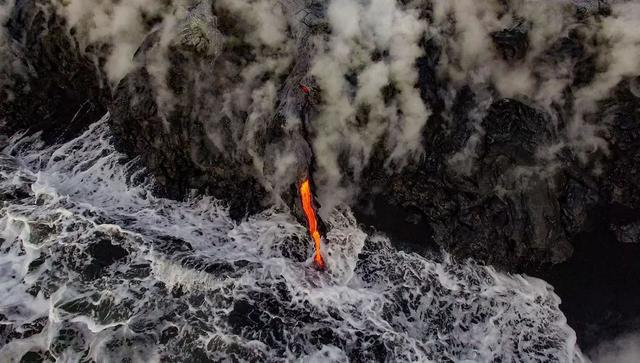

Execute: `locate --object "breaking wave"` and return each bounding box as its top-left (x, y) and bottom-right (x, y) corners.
top-left (0, 115), bottom-right (585, 362)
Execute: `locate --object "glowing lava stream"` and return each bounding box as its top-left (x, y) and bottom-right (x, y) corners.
top-left (299, 178), bottom-right (326, 270)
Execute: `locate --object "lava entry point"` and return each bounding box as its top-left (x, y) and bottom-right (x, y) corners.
top-left (299, 178), bottom-right (326, 270)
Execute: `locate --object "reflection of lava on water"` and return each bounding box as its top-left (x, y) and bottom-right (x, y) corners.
top-left (299, 178), bottom-right (326, 270)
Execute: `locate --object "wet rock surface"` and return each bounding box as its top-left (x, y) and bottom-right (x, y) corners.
top-left (491, 22), bottom-right (529, 63)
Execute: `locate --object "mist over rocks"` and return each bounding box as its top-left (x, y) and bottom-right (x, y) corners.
top-left (112, 0), bottom-right (321, 220)
top-left (110, 0), bottom-right (272, 218)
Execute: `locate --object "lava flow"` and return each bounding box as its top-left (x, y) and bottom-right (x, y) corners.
top-left (299, 178), bottom-right (326, 270)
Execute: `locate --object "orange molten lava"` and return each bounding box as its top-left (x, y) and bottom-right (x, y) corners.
top-left (299, 179), bottom-right (326, 270)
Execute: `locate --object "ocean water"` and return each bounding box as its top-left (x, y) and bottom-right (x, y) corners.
top-left (0, 115), bottom-right (585, 362)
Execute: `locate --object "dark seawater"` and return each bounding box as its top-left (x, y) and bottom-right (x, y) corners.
top-left (539, 207), bottom-right (640, 354)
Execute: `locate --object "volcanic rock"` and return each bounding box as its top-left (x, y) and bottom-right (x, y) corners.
top-left (109, 0), bottom-right (316, 219)
top-left (491, 22), bottom-right (529, 63)
top-left (1, 0), bottom-right (108, 144)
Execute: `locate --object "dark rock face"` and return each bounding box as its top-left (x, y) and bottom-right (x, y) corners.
top-left (109, 2), bottom-right (315, 219)
top-left (1, 0), bottom-right (108, 144)
top-left (358, 94), bottom-right (636, 274)
top-left (354, 19), bottom-right (638, 275)
top-left (602, 79), bottom-right (640, 234)
top-left (491, 23), bottom-right (529, 63)
top-left (356, 98), bottom-right (573, 271)
top-left (110, 55), bottom-right (271, 218)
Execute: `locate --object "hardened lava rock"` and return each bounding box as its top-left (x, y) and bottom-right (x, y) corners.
top-left (109, 1), bottom-right (266, 218)
top-left (356, 97), bottom-right (574, 271)
top-left (178, 1), bottom-right (224, 57)
top-left (0, 0), bottom-right (108, 144)
top-left (109, 0), bottom-right (317, 219)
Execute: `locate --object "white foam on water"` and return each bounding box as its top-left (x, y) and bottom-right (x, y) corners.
top-left (0, 115), bottom-right (587, 362)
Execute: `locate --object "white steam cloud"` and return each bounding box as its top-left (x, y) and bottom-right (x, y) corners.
top-left (311, 0), bottom-right (429, 213)
top-left (58, 0), bottom-right (182, 83)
